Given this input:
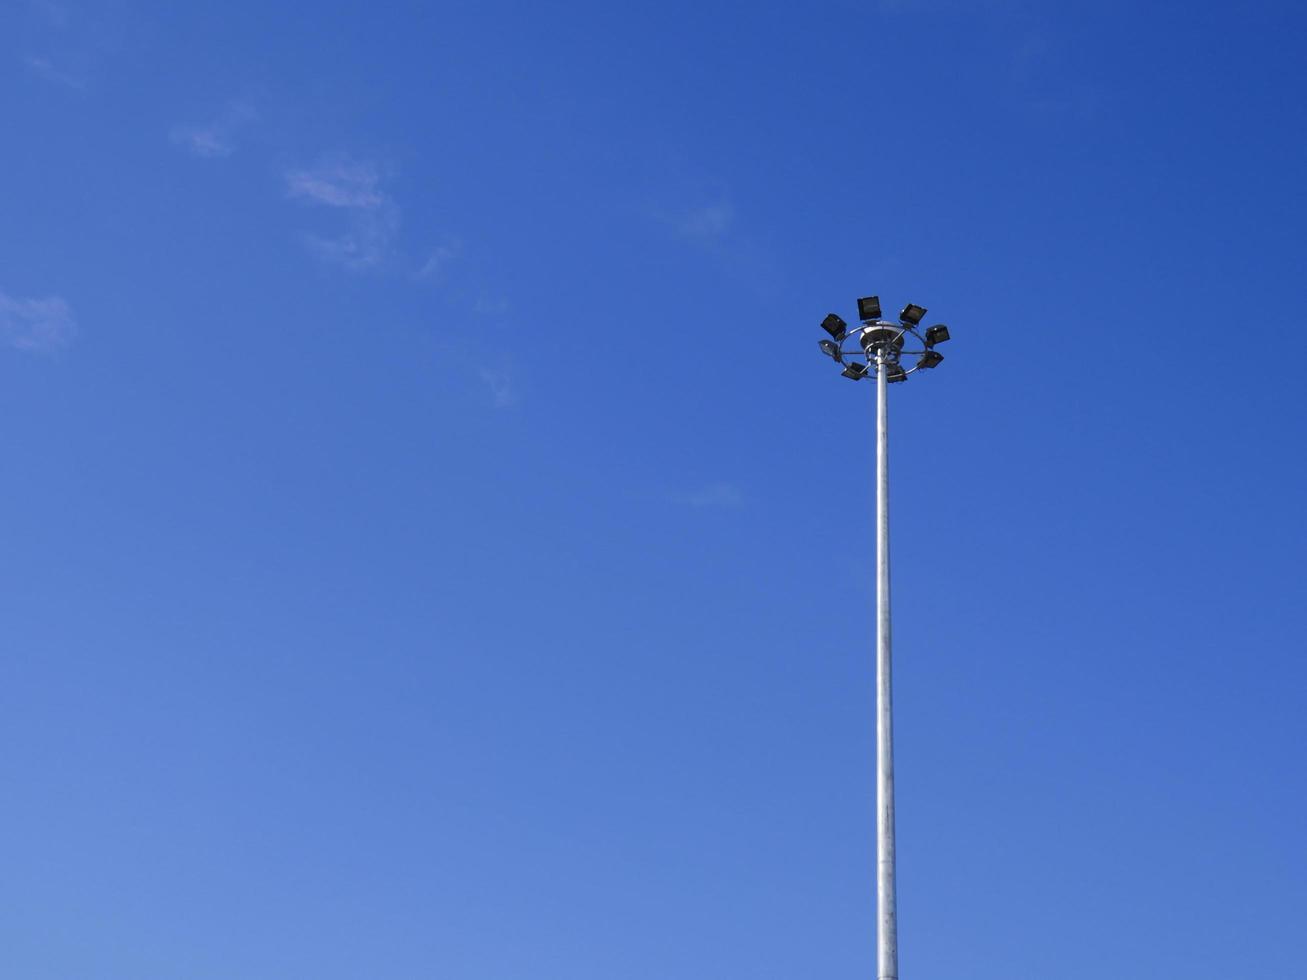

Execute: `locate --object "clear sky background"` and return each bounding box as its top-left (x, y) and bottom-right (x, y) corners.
top-left (3, 2), bottom-right (1306, 977)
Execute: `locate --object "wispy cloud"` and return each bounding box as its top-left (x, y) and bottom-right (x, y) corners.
top-left (303, 209), bottom-right (399, 270)
top-left (479, 367), bottom-right (517, 409)
top-left (657, 188), bottom-right (779, 283)
top-left (473, 293), bottom-right (510, 316)
top-left (674, 202), bottom-right (734, 241)
top-left (285, 156), bottom-right (399, 270)
top-left (28, 0), bottom-right (70, 29)
top-left (671, 482), bottom-right (743, 508)
top-left (286, 158), bottom-right (387, 209)
top-left (0, 288), bottom-right (76, 353)
top-left (21, 0), bottom-right (127, 90)
top-left (415, 240), bottom-right (461, 282)
top-left (170, 102), bottom-right (257, 158)
top-left (22, 54), bottom-right (83, 89)
top-left (649, 199), bottom-right (735, 243)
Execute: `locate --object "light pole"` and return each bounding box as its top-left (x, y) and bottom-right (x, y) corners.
top-left (817, 296), bottom-right (951, 980)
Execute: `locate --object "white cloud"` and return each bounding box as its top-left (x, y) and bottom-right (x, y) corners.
top-left (22, 54), bottom-right (83, 89)
top-left (479, 367), bottom-right (517, 408)
top-left (646, 201), bottom-right (735, 242)
top-left (285, 156), bottom-right (402, 270)
top-left (649, 190), bottom-right (775, 279)
top-left (21, 0), bottom-right (134, 89)
top-left (303, 207), bottom-right (400, 271)
top-left (286, 159), bottom-right (387, 209)
top-left (29, 1), bottom-right (70, 29)
top-left (415, 240), bottom-right (461, 281)
top-left (672, 482), bottom-right (742, 508)
top-left (170, 102), bottom-right (257, 158)
top-left (0, 289), bottom-right (76, 352)
top-left (676, 202), bottom-right (733, 240)
top-left (473, 293), bottom-right (510, 316)
top-left (284, 157), bottom-right (472, 283)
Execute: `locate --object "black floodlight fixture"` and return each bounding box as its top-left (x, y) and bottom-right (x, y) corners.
top-left (818, 339), bottom-right (843, 360)
top-left (841, 361), bottom-right (869, 380)
top-left (924, 324), bottom-right (951, 346)
top-left (822, 313), bottom-right (848, 340)
top-left (857, 295), bottom-right (882, 322)
top-left (917, 350), bottom-right (944, 369)
top-left (899, 303), bottom-right (927, 326)
top-left (886, 363), bottom-right (908, 383)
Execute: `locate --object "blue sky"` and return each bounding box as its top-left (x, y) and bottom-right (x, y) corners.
top-left (3, 1), bottom-right (1306, 977)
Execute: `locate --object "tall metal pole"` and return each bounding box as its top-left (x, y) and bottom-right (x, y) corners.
top-left (875, 350), bottom-right (899, 980)
top-left (818, 297), bottom-right (950, 979)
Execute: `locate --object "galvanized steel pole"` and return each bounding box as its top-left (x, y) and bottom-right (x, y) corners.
top-left (875, 350), bottom-right (899, 980)
top-left (817, 297), bottom-right (951, 979)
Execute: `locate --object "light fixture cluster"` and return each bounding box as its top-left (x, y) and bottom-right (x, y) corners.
top-left (818, 294), bottom-right (951, 382)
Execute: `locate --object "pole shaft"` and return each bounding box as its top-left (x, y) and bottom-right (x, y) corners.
top-left (875, 353), bottom-right (898, 980)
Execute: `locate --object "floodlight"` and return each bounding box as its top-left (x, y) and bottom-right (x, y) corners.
top-left (887, 363), bottom-right (908, 383)
top-left (857, 296), bottom-right (882, 321)
top-left (899, 303), bottom-right (927, 326)
top-left (822, 313), bottom-right (848, 340)
top-left (924, 324), bottom-right (950, 346)
top-left (819, 339), bottom-right (843, 360)
top-left (841, 361), bottom-right (868, 380)
top-left (917, 350), bottom-right (944, 369)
